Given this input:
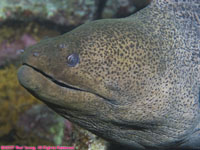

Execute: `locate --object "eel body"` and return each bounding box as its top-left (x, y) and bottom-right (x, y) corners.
top-left (18, 0), bottom-right (200, 149)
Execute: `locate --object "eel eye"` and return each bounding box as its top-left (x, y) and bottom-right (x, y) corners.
top-left (67, 53), bottom-right (79, 67)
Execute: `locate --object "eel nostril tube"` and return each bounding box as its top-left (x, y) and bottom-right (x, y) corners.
top-left (16, 49), bottom-right (25, 55)
top-left (33, 52), bottom-right (39, 57)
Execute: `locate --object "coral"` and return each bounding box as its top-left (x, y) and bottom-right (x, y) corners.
top-left (0, 0), bottom-right (97, 26)
top-left (0, 65), bottom-right (39, 141)
top-left (0, 0), bottom-right (149, 27)
top-left (17, 104), bottom-right (66, 145)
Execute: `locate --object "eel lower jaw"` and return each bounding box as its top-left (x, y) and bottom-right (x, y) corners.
top-left (18, 64), bottom-right (102, 113)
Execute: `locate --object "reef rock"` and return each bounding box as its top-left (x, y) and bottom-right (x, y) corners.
top-left (0, 0), bottom-right (97, 26)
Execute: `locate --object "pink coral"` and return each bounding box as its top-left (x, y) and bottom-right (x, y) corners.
top-left (0, 33), bottom-right (37, 66)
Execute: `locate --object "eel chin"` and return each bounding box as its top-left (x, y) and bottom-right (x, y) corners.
top-left (17, 65), bottom-right (105, 112)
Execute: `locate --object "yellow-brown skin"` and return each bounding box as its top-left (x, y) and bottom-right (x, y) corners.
top-left (18, 0), bottom-right (200, 149)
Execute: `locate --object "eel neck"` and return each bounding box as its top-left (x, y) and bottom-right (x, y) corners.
top-left (150, 0), bottom-right (200, 24)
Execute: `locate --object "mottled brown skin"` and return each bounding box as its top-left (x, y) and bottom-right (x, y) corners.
top-left (18, 0), bottom-right (200, 149)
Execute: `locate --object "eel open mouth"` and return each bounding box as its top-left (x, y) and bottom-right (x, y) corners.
top-left (22, 63), bottom-right (84, 92)
top-left (18, 64), bottom-right (118, 105)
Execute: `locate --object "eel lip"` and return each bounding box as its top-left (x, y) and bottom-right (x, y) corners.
top-left (22, 63), bottom-right (84, 91)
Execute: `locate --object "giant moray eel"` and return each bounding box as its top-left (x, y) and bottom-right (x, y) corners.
top-left (18, 0), bottom-right (200, 149)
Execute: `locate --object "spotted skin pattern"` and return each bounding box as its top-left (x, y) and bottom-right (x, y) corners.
top-left (18, 0), bottom-right (200, 149)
